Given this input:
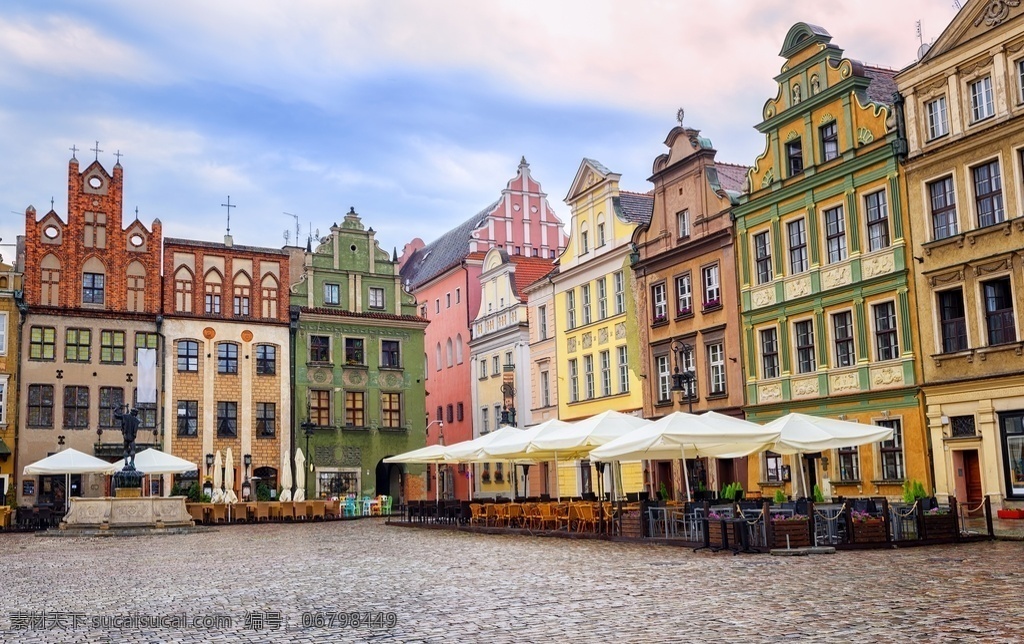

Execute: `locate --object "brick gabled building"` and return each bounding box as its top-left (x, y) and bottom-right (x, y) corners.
top-left (17, 154), bottom-right (163, 508)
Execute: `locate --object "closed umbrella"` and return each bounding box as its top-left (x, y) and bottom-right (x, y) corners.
top-left (211, 450), bottom-right (224, 503)
top-left (294, 448), bottom-right (306, 502)
top-left (278, 448), bottom-right (292, 502)
top-left (224, 447), bottom-right (237, 504)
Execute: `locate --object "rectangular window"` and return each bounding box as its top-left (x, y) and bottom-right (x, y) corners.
top-left (446, 404), bottom-right (454, 424)
top-left (0, 312), bottom-right (6, 354)
top-left (973, 160), bottom-right (1004, 227)
top-left (765, 452), bottom-right (782, 482)
top-left (833, 311), bottom-right (855, 368)
top-left (600, 350), bottom-right (611, 397)
top-left (479, 360), bottom-right (487, 379)
top-left (27, 384), bottom-right (54, 427)
top-left (540, 371), bottom-right (551, 407)
top-left (64, 328), bottom-right (91, 363)
top-left (617, 346), bottom-right (629, 394)
top-left (787, 219), bottom-right (808, 274)
top-left (309, 335), bottom-right (330, 363)
top-left (492, 355), bottom-right (500, 375)
top-left (794, 320), bottom-right (816, 374)
top-left (29, 326), bottom-right (56, 361)
top-left (651, 283), bottom-right (667, 322)
top-left (504, 351), bottom-right (513, 368)
top-left (929, 176), bottom-right (958, 239)
top-left (786, 139), bottom-right (803, 176)
top-left (584, 355), bottom-right (595, 399)
top-left (216, 401), bottom-right (237, 437)
top-left (581, 284), bottom-right (592, 325)
top-left (873, 301), bottom-right (899, 360)
top-left (677, 209), bottom-right (690, 237)
top-left (566, 290), bottom-right (576, 330)
top-left (175, 278), bottom-right (193, 313)
top-left (82, 272), bottom-right (105, 304)
top-left (134, 389), bottom-right (156, 429)
top-left (702, 265), bottom-right (720, 307)
top-left (824, 206), bottom-right (847, 263)
top-left (381, 340), bottom-right (400, 368)
top-left (205, 286), bottom-right (221, 315)
top-left (926, 96), bottom-right (948, 139)
top-left (580, 229), bottom-right (589, 254)
top-left (865, 191), bottom-right (890, 251)
top-left (435, 299), bottom-right (440, 314)
top-left (754, 231), bottom-right (772, 284)
top-left (877, 419), bottom-right (904, 480)
top-left (970, 76), bottom-right (994, 122)
top-left (323, 283), bottom-right (340, 305)
top-left (568, 359), bottom-right (579, 403)
top-left (256, 344), bottom-right (276, 375)
top-left (481, 407), bottom-right (489, 433)
top-left (98, 386), bottom-right (123, 428)
top-left (134, 332), bottom-right (158, 365)
top-left (760, 328), bottom-right (779, 379)
top-left (381, 392), bottom-right (402, 428)
top-left (983, 277), bottom-right (1016, 345)
top-left (178, 340), bottom-right (199, 372)
top-left (63, 385), bottom-right (89, 429)
top-left (100, 330), bottom-right (126, 364)
top-left (675, 274), bottom-right (692, 316)
top-left (938, 289), bottom-right (968, 353)
top-left (177, 400), bottom-right (198, 437)
top-left (457, 402), bottom-right (464, 421)
top-left (1019, 59), bottom-right (1024, 103)
top-left (345, 338), bottom-right (365, 365)
top-left (256, 402), bottom-right (276, 437)
top-left (217, 343), bottom-right (238, 374)
top-left (597, 278), bottom-right (608, 320)
top-left (708, 342), bottom-right (726, 395)
top-left (681, 346), bottom-right (697, 400)
top-left (837, 445), bottom-right (860, 481)
top-left (597, 224), bottom-right (605, 247)
top-left (456, 288), bottom-right (461, 304)
top-left (233, 286), bottom-right (250, 317)
top-left (820, 121), bottom-right (838, 161)
top-left (614, 271), bottom-right (625, 315)
top-left (369, 287), bottom-right (385, 309)
top-left (310, 390), bottom-right (331, 426)
top-left (446, 293), bottom-right (451, 308)
top-left (656, 354), bottom-right (671, 403)
top-left (538, 305), bottom-right (548, 339)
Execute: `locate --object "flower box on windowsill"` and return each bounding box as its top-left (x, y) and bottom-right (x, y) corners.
top-left (676, 308), bottom-right (693, 318)
top-left (651, 315), bottom-right (668, 326)
top-left (481, 475), bottom-right (491, 484)
top-left (702, 299), bottom-right (722, 312)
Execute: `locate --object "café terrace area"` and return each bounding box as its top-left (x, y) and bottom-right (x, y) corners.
top-left (385, 411), bottom-right (998, 553)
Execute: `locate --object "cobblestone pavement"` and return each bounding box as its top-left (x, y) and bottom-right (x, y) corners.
top-left (1, 520), bottom-right (1020, 642)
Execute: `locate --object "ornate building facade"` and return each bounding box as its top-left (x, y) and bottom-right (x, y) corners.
top-left (0, 260), bottom-right (22, 502)
top-left (896, 0), bottom-right (1024, 508)
top-left (733, 24), bottom-right (928, 501)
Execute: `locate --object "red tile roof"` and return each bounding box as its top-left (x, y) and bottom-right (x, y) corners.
top-left (509, 256), bottom-right (557, 297)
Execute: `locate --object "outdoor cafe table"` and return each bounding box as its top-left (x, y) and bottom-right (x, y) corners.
top-left (814, 503), bottom-right (846, 545)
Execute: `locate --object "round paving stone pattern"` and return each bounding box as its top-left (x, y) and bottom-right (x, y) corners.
top-left (0, 520), bottom-right (1018, 642)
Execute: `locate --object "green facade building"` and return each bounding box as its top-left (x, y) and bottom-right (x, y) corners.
top-left (289, 208), bottom-right (427, 503)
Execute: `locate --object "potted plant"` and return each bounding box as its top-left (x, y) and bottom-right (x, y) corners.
top-left (902, 479), bottom-right (928, 505)
top-left (658, 482), bottom-right (669, 501)
top-left (812, 484), bottom-right (825, 503)
top-left (494, 471), bottom-right (504, 483)
top-left (773, 489), bottom-right (787, 504)
top-left (850, 509), bottom-right (886, 543)
top-left (922, 505), bottom-right (956, 539)
top-left (481, 471), bottom-right (491, 484)
top-left (707, 510), bottom-right (726, 545)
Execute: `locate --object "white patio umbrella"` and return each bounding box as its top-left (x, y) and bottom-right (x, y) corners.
top-left (112, 448), bottom-right (198, 475)
top-left (590, 412), bottom-right (779, 501)
top-left (444, 426), bottom-right (530, 462)
top-left (211, 450), bottom-right (224, 503)
top-left (278, 448), bottom-right (292, 502)
top-left (765, 412), bottom-right (896, 498)
top-left (224, 447), bottom-right (237, 505)
top-left (294, 448), bottom-right (306, 502)
top-left (24, 448), bottom-right (116, 511)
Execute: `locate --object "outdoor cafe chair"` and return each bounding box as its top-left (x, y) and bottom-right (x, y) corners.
top-left (255, 502), bottom-right (272, 522)
top-left (381, 496), bottom-right (393, 516)
top-left (558, 504), bottom-right (578, 531)
top-left (576, 504), bottom-right (597, 533)
top-left (494, 503), bottom-right (510, 527)
top-left (469, 503), bottom-right (486, 526)
top-left (344, 496), bottom-right (358, 518)
top-left (536, 504), bottom-right (557, 530)
top-left (484, 504), bottom-right (500, 527)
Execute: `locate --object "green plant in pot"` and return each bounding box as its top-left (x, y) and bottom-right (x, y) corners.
top-left (812, 484), bottom-right (825, 503)
top-left (773, 488), bottom-right (787, 504)
top-left (902, 479), bottom-right (928, 504)
top-left (658, 482), bottom-right (669, 501)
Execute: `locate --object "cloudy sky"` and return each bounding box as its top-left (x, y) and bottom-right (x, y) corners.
top-left (0, 1), bottom-right (962, 263)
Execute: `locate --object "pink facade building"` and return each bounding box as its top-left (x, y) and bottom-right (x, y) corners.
top-left (399, 158), bottom-right (566, 500)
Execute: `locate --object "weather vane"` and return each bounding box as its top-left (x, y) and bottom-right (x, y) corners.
top-left (676, 107), bottom-right (685, 127)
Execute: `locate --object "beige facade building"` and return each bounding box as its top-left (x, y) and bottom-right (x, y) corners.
top-left (896, 0), bottom-right (1024, 508)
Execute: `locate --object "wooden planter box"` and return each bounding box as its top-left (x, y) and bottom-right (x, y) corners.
top-left (852, 519), bottom-right (887, 543)
top-left (707, 520), bottom-right (725, 547)
top-left (770, 520), bottom-right (811, 548)
top-left (621, 511), bottom-right (643, 539)
top-left (922, 513), bottom-right (956, 540)
top-left (997, 509), bottom-right (1024, 520)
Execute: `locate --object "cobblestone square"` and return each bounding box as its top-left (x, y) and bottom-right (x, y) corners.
top-left (0, 520), bottom-right (1020, 642)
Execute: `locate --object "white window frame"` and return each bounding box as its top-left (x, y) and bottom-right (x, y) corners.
top-left (600, 350), bottom-right (611, 397)
top-left (677, 209), bottom-right (690, 238)
top-left (613, 271), bottom-right (625, 315)
top-left (617, 346), bottom-right (629, 394)
top-left (675, 274), bottom-right (692, 316)
top-left (597, 278), bottom-right (608, 320)
top-left (584, 354), bottom-right (595, 399)
top-left (707, 342), bottom-right (726, 395)
top-left (925, 96), bottom-right (948, 140)
top-left (538, 305), bottom-right (548, 340)
top-left (0, 312), bottom-right (6, 355)
top-left (582, 284), bottom-right (592, 325)
top-left (702, 264), bottom-right (720, 307)
top-left (568, 359), bottom-right (579, 403)
top-left (652, 283), bottom-right (667, 322)
top-left (0, 374), bottom-right (8, 424)
top-left (567, 290), bottom-right (576, 330)
top-left (656, 354), bottom-right (671, 403)
top-left (368, 286), bottom-right (385, 309)
top-left (969, 76), bottom-right (994, 123)
top-left (540, 370), bottom-right (551, 407)
top-left (323, 283), bottom-right (340, 306)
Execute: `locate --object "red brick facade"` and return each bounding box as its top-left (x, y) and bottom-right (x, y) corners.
top-left (22, 158), bottom-right (162, 313)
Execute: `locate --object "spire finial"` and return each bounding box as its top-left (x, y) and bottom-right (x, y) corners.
top-left (114, 150), bottom-right (123, 165)
top-left (221, 196), bottom-right (236, 235)
top-left (91, 141), bottom-right (103, 162)
top-left (676, 107), bottom-right (685, 127)
top-left (69, 144), bottom-right (79, 160)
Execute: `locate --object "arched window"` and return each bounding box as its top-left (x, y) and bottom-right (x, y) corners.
top-left (261, 274), bottom-right (279, 318)
top-left (40, 254), bottom-right (61, 306)
top-left (435, 343), bottom-right (442, 371)
top-left (82, 256), bottom-right (106, 305)
top-left (233, 271), bottom-right (251, 317)
top-left (204, 269), bottom-right (223, 315)
top-left (580, 223), bottom-right (590, 254)
top-left (174, 266), bottom-right (194, 313)
top-left (456, 334), bottom-right (464, 364)
top-left (126, 261), bottom-right (146, 313)
top-left (446, 338), bottom-right (454, 368)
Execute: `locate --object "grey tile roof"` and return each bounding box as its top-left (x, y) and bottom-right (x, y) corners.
top-left (583, 158), bottom-right (613, 177)
top-left (400, 199), bottom-right (500, 289)
top-left (714, 163), bottom-right (748, 194)
top-left (864, 65), bottom-right (898, 105)
top-left (615, 192), bottom-right (654, 226)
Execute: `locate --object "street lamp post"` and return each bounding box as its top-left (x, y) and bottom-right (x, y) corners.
top-left (301, 417), bottom-right (315, 500)
top-left (425, 419), bottom-right (444, 501)
top-left (669, 341), bottom-right (696, 414)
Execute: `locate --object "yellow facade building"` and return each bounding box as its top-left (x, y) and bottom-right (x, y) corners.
top-left (0, 261), bottom-right (21, 504)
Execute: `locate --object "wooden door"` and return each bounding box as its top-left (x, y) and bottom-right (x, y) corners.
top-left (963, 450), bottom-right (983, 513)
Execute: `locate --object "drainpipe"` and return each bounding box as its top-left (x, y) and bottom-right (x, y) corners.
top-left (14, 289), bottom-right (28, 505)
top-left (289, 306), bottom-right (300, 495)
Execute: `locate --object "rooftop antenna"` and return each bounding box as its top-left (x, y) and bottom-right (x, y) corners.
top-left (284, 212), bottom-right (300, 240)
top-left (283, 229), bottom-right (291, 245)
top-left (221, 196), bottom-right (236, 236)
top-left (916, 20), bottom-right (932, 59)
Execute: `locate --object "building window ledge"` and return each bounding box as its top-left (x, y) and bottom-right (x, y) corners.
top-left (922, 233), bottom-right (965, 256)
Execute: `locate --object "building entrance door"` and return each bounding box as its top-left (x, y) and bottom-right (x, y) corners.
top-left (963, 450), bottom-right (983, 514)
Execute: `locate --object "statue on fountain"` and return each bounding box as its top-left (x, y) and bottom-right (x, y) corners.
top-left (114, 406), bottom-right (141, 470)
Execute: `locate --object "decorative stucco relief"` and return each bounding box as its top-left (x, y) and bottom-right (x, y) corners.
top-left (862, 253), bottom-right (895, 279)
